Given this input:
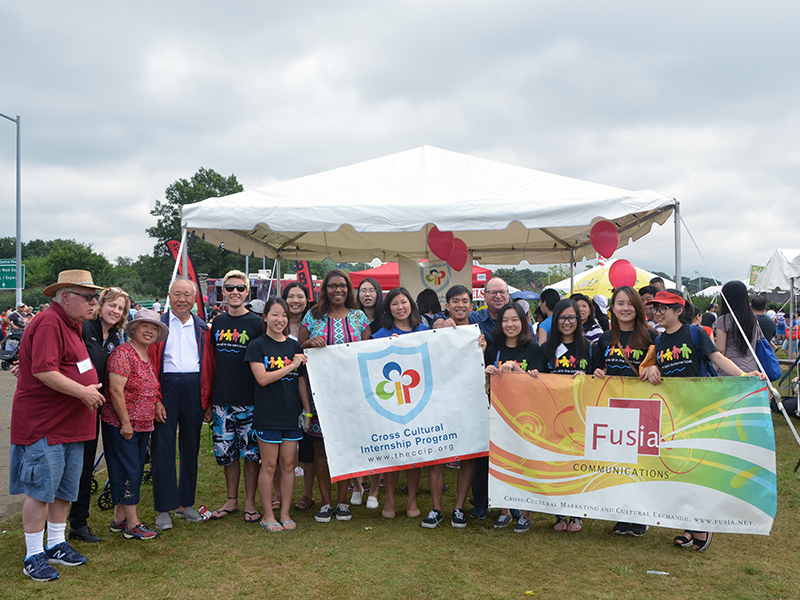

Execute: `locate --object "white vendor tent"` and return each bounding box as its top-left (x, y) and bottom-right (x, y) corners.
top-left (181, 146), bottom-right (679, 275)
top-left (754, 249), bottom-right (800, 293)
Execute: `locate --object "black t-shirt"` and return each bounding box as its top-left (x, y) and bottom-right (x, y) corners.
top-left (244, 334), bottom-right (306, 430)
top-left (9, 310), bottom-right (24, 328)
top-left (756, 314), bottom-right (776, 341)
top-left (484, 341), bottom-right (544, 373)
top-left (210, 311), bottom-right (264, 407)
top-left (655, 324), bottom-right (717, 378)
top-left (542, 340), bottom-right (592, 375)
top-left (82, 318), bottom-right (123, 382)
top-left (595, 328), bottom-right (658, 378)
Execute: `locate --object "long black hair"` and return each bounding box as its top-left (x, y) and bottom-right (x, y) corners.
top-left (357, 277), bottom-right (383, 321)
top-left (544, 298), bottom-right (589, 367)
top-left (491, 302), bottom-right (533, 349)
top-left (719, 280), bottom-right (759, 354)
top-left (570, 293), bottom-right (599, 334)
top-left (381, 287), bottom-right (422, 331)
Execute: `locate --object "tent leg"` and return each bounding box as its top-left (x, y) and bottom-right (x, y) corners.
top-left (673, 200), bottom-right (682, 290)
top-left (166, 228), bottom-right (187, 312)
top-left (569, 250), bottom-right (575, 295)
top-left (276, 256), bottom-right (282, 296)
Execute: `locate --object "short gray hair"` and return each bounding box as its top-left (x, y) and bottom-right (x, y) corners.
top-left (169, 277), bottom-right (197, 295)
top-left (54, 287), bottom-right (75, 304)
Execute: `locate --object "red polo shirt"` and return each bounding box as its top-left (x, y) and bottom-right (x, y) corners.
top-left (10, 302), bottom-right (98, 445)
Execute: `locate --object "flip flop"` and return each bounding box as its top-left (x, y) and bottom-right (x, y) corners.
top-left (271, 497), bottom-right (281, 511)
top-left (245, 511), bottom-right (261, 523)
top-left (280, 520), bottom-right (297, 531)
top-left (210, 508), bottom-right (239, 520)
top-left (259, 521), bottom-right (283, 533)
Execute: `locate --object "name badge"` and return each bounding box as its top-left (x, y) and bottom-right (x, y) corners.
top-left (77, 358), bottom-right (94, 374)
top-left (556, 343), bottom-right (568, 359)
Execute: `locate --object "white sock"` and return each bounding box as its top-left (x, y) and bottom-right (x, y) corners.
top-left (46, 522), bottom-right (66, 549)
top-left (25, 530), bottom-right (45, 559)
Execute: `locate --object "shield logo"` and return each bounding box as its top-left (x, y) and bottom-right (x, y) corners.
top-left (357, 342), bottom-right (434, 425)
top-left (419, 261), bottom-right (452, 295)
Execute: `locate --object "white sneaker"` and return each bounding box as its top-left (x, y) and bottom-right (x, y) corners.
top-left (350, 491), bottom-right (363, 505)
top-left (365, 495), bottom-right (379, 509)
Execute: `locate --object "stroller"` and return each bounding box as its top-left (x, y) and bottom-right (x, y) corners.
top-left (0, 328), bottom-right (23, 370)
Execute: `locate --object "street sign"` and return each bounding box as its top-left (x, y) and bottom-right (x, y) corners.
top-left (0, 263), bottom-right (25, 289)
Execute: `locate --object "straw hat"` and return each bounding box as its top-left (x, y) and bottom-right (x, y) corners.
top-left (125, 308), bottom-right (169, 344)
top-left (42, 269), bottom-right (104, 298)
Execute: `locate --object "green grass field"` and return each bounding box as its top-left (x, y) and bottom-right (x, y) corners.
top-left (1, 412), bottom-right (799, 599)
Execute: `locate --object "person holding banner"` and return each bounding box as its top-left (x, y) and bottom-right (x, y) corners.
top-left (299, 269), bottom-right (371, 523)
top-left (424, 284), bottom-right (486, 528)
top-left (714, 281), bottom-right (761, 375)
top-left (646, 289), bottom-right (766, 551)
top-left (531, 298), bottom-right (592, 532)
top-left (246, 298), bottom-right (311, 532)
top-left (372, 287), bottom-right (428, 519)
top-left (483, 302), bottom-right (544, 533)
top-left (592, 286), bottom-right (658, 537)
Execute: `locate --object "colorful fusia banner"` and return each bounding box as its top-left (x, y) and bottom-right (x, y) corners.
top-left (305, 326), bottom-right (488, 482)
top-left (489, 374), bottom-right (776, 535)
top-left (166, 239), bottom-right (205, 320)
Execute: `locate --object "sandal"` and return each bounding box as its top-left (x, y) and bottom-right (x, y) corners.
top-left (294, 495), bottom-right (315, 510)
top-left (693, 532), bottom-right (713, 552)
top-left (554, 516), bottom-right (568, 531)
top-left (245, 511), bottom-right (261, 523)
top-left (271, 497), bottom-right (281, 511)
top-left (280, 520), bottom-right (297, 531)
top-left (210, 507), bottom-right (238, 520)
top-left (259, 521), bottom-right (283, 533)
top-left (674, 532), bottom-right (694, 547)
top-left (567, 517), bottom-right (582, 533)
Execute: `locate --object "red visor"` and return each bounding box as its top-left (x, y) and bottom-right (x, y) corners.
top-left (646, 291), bottom-right (685, 306)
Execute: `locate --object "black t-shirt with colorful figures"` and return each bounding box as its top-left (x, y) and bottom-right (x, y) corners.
top-left (595, 329), bottom-right (658, 378)
top-left (244, 334), bottom-right (307, 430)
top-left (484, 341), bottom-right (544, 373)
top-left (655, 324), bottom-right (717, 378)
top-left (210, 311), bottom-right (264, 407)
top-left (542, 340), bottom-right (592, 375)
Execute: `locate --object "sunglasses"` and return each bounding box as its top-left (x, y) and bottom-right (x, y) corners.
top-left (224, 284), bottom-right (247, 293)
top-left (67, 291), bottom-right (100, 302)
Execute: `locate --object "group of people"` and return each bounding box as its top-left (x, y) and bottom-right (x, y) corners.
top-left (8, 266), bottom-right (774, 582)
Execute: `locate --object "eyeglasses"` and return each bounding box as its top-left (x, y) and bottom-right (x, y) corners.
top-left (486, 289), bottom-right (508, 297)
top-left (67, 291), bottom-right (99, 302)
top-left (557, 315), bottom-right (579, 324)
top-left (651, 305), bottom-right (674, 314)
top-left (224, 284), bottom-right (247, 293)
top-left (359, 287), bottom-right (376, 295)
top-left (327, 283), bottom-right (348, 290)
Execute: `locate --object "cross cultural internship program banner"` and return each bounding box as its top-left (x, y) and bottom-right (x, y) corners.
top-left (305, 325), bottom-right (489, 482)
top-left (488, 373), bottom-right (777, 535)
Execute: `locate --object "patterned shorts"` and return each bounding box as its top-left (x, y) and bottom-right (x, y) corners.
top-left (211, 405), bottom-right (260, 466)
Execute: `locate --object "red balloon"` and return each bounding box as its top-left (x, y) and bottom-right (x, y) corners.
top-left (608, 259), bottom-right (637, 289)
top-left (590, 220), bottom-right (620, 259)
top-left (447, 238), bottom-right (469, 271)
top-left (427, 226), bottom-right (455, 261)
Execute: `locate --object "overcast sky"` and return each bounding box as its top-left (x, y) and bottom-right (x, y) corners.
top-left (1, 1), bottom-right (799, 285)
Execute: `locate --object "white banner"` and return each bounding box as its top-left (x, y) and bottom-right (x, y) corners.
top-left (305, 326), bottom-right (488, 481)
top-left (398, 255), bottom-right (472, 308)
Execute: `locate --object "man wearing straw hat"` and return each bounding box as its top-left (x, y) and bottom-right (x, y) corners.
top-left (9, 270), bottom-right (106, 581)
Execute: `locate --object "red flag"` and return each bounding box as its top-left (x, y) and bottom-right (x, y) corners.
top-left (296, 261), bottom-right (313, 295)
top-left (166, 240), bottom-right (205, 320)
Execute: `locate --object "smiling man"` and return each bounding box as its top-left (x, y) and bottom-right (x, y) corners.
top-left (147, 277), bottom-right (211, 531)
top-left (206, 270), bottom-right (263, 524)
top-left (10, 270), bottom-right (106, 581)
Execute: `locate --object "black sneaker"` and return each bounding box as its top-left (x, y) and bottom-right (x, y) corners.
top-left (45, 542), bottom-right (86, 567)
top-left (421, 510), bottom-right (444, 529)
top-left (315, 504), bottom-right (334, 523)
top-left (23, 552), bottom-right (59, 581)
top-left (612, 521), bottom-right (630, 535)
top-left (450, 508), bottom-right (467, 528)
top-left (628, 523), bottom-right (648, 537)
top-left (494, 514), bottom-right (513, 529)
top-left (335, 503), bottom-right (352, 521)
top-left (514, 517), bottom-right (533, 533)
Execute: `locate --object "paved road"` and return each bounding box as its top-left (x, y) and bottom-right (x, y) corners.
top-left (0, 369), bottom-right (23, 522)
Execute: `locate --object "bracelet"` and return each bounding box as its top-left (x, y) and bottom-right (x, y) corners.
top-left (305, 412), bottom-right (313, 417)
top-left (740, 373), bottom-right (747, 377)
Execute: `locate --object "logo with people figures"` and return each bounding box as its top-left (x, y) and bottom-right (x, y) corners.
top-left (419, 260), bottom-right (452, 294)
top-left (358, 343), bottom-right (433, 424)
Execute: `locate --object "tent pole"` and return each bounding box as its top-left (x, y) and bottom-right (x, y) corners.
top-left (569, 250), bottom-right (575, 294)
top-left (245, 255), bottom-right (249, 280)
top-left (166, 227), bottom-right (187, 312)
top-left (673, 200), bottom-right (682, 290)
top-left (276, 255), bottom-right (282, 296)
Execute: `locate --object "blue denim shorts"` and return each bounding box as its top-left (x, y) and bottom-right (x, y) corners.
top-left (252, 429), bottom-right (303, 444)
top-left (9, 437), bottom-right (84, 504)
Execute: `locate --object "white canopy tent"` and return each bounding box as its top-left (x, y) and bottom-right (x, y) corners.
top-left (754, 249), bottom-right (800, 293)
top-left (180, 146), bottom-right (681, 289)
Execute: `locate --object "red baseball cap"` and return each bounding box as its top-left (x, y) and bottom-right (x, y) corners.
top-left (646, 291), bottom-right (686, 306)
